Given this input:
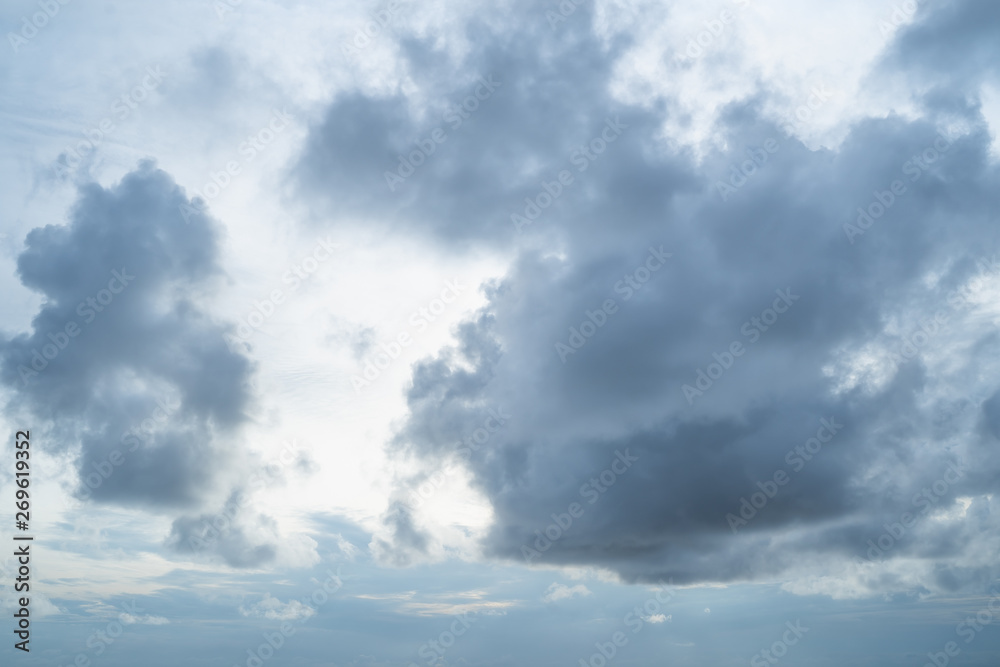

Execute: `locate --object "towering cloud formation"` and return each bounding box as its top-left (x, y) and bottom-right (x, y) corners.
top-left (297, 0), bottom-right (1000, 593)
top-left (0, 161), bottom-right (274, 561)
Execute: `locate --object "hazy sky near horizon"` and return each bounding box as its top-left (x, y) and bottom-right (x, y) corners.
top-left (2, 0), bottom-right (1000, 665)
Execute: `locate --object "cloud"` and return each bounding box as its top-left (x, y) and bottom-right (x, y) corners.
top-left (888, 0), bottom-right (1000, 88)
top-left (369, 500), bottom-right (430, 567)
top-left (165, 501), bottom-right (279, 568)
top-left (294, 0), bottom-right (678, 249)
top-left (166, 491), bottom-right (320, 569)
top-left (333, 533), bottom-right (361, 560)
top-left (239, 594), bottom-right (316, 622)
top-left (354, 588), bottom-right (515, 616)
top-left (344, 1), bottom-right (1000, 596)
top-left (121, 613), bottom-right (170, 625)
top-left (0, 160), bottom-right (255, 511)
top-left (543, 582), bottom-right (592, 603)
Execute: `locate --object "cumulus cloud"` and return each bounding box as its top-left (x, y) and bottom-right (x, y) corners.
top-left (369, 500), bottom-right (431, 568)
top-left (166, 490), bottom-right (320, 569)
top-left (543, 583), bottom-right (592, 603)
top-left (239, 594), bottom-right (316, 622)
top-left (0, 161), bottom-right (315, 569)
top-left (887, 0), bottom-right (1000, 88)
top-left (0, 160), bottom-right (254, 510)
top-left (121, 613), bottom-right (170, 625)
top-left (308, 0), bottom-right (1000, 596)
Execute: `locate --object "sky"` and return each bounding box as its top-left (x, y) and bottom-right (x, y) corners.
top-left (1, 0), bottom-right (1000, 665)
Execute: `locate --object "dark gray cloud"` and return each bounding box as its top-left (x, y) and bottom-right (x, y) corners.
top-left (370, 500), bottom-right (430, 568)
top-left (1, 160), bottom-right (254, 511)
top-left (888, 0), bottom-right (1000, 88)
top-left (301, 3), bottom-right (1000, 591)
top-left (166, 493), bottom-right (279, 569)
top-left (294, 1), bottom-right (687, 248)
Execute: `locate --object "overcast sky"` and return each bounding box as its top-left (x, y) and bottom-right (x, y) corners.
top-left (2, 0), bottom-right (1000, 665)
